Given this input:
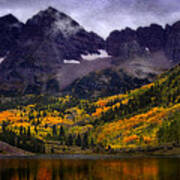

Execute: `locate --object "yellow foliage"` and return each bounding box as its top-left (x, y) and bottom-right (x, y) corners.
top-left (121, 99), bottom-right (129, 105)
top-left (96, 106), bottom-right (174, 148)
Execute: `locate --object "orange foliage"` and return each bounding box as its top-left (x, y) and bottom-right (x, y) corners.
top-left (123, 135), bottom-right (139, 143)
top-left (0, 110), bottom-right (22, 123)
top-left (97, 100), bottom-right (108, 107)
top-left (92, 107), bottom-right (110, 117)
top-left (143, 136), bottom-right (152, 144)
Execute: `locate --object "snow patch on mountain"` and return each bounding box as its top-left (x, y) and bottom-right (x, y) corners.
top-left (81, 50), bottom-right (111, 61)
top-left (53, 12), bottom-right (82, 37)
top-left (145, 47), bottom-right (150, 52)
top-left (64, 60), bottom-right (80, 64)
top-left (28, 7), bottom-right (82, 37)
top-left (0, 57), bottom-right (5, 64)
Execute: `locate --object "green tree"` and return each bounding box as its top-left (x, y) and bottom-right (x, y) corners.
top-left (59, 126), bottom-right (65, 143)
top-left (19, 126), bottom-right (23, 136)
top-left (2, 121), bottom-right (8, 133)
top-left (82, 133), bottom-right (89, 149)
top-left (52, 125), bottom-right (57, 136)
top-left (34, 126), bottom-right (38, 134)
top-left (59, 126), bottom-right (65, 137)
top-left (27, 126), bottom-right (31, 137)
top-left (75, 134), bottom-right (81, 146)
top-left (90, 138), bottom-right (95, 147)
top-left (67, 134), bottom-right (73, 146)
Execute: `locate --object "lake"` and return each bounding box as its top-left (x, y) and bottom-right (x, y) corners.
top-left (0, 155), bottom-right (180, 180)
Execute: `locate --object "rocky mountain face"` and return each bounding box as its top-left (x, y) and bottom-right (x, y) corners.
top-left (64, 68), bottom-right (150, 98)
top-left (21, 7), bottom-right (105, 61)
top-left (165, 22), bottom-right (180, 63)
top-left (106, 22), bottom-right (180, 64)
top-left (0, 7), bottom-right (105, 95)
top-left (65, 22), bottom-right (180, 98)
top-left (0, 7), bottom-right (180, 97)
top-left (0, 14), bottom-right (23, 58)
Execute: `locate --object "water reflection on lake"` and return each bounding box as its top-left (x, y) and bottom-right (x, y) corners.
top-left (0, 156), bottom-right (180, 180)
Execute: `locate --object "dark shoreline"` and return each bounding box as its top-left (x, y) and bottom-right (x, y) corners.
top-left (0, 153), bottom-right (180, 160)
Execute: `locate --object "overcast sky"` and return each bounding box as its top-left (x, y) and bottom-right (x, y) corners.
top-left (0, 0), bottom-right (180, 38)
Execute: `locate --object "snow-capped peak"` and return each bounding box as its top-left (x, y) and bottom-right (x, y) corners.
top-left (28, 7), bottom-right (83, 37)
top-left (52, 11), bottom-right (82, 37)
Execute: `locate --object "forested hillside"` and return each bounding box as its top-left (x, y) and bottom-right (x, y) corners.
top-left (1, 64), bottom-right (180, 153)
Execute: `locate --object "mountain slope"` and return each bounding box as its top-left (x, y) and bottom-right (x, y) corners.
top-left (64, 67), bottom-right (150, 98)
top-left (64, 22), bottom-right (180, 98)
top-left (0, 141), bottom-right (32, 156)
top-left (0, 14), bottom-right (23, 58)
top-left (1, 64), bottom-right (180, 153)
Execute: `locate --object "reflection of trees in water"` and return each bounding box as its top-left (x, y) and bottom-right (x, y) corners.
top-left (0, 158), bottom-right (180, 180)
top-left (94, 159), bottom-right (159, 180)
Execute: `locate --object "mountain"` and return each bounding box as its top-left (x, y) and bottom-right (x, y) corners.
top-left (107, 24), bottom-right (165, 58)
top-left (165, 22), bottom-right (180, 63)
top-left (0, 14), bottom-right (23, 58)
top-left (0, 7), bottom-right (106, 95)
top-left (106, 23), bottom-right (180, 63)
top-left (65, 24), bottom-right (174, 98)
top-left (0, 7), bottom-right (180, 97)
top-left (69, 21), bottom-right (180, 98)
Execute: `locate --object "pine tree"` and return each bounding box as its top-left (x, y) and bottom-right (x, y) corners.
top-left (19, 126), bottom-right (23, 136)
top-left (2, 121), bottom-right (7, 133)
top-left (90, 138), bottom-right (95, 147)
top-left (34, 126), bottom-right (38, 134)
top-left (59, 126), bottom-right (65, 143)
top-left (52, 125), bottom-right (57, 136)
top-left (59, 126), bottom-right (65, 137)
top-left (27, 126), bottom-right (31, 137)
top-left (67, 134), bottom-right (73, 146)
top-left (23, 127), bottom-right (27, 136)
top-left (75, 134), bottom-right (82, 146)
top-left (82, 133), bottom-right (89, 149)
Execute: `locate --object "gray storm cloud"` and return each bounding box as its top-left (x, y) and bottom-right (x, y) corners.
top-left (0, 0), bottom-right (180, 38)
